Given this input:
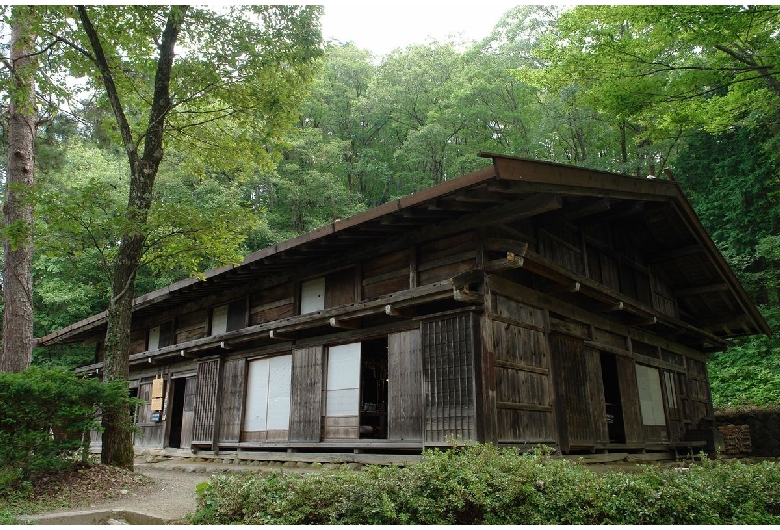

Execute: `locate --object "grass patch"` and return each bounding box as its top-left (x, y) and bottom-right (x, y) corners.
top-left (190, 444), bottom-right (780, 525)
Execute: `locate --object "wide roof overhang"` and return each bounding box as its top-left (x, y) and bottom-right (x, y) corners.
top-left (38, 154), bottom-right (770, 349)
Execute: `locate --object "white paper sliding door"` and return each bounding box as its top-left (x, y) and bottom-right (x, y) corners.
top-left (323, 342), bottom-right (361, 438)
top-left (243, 354), bottom-right (292, 441)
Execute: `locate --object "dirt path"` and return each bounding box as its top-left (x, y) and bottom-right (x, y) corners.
top-left (26, 465), bottom-right (211, 524)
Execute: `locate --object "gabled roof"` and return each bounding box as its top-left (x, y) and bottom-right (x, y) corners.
top-left (39, 154), bottom-right (770, 348)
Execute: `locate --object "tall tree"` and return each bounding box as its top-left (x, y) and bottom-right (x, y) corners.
top-left (55, 5), bottom-right (322, 468)
top-left (1, 5), bottom-right (38, 372)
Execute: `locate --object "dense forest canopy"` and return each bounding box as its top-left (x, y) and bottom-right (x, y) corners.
top-left (1, 5), bottom-right (778, 407)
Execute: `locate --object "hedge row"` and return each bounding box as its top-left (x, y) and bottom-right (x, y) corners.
top-left (191, 444), bottom-right (780, 525)
top-left (0, 367), bottom-right (132, 494)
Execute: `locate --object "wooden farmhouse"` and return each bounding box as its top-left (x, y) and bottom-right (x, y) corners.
top-left (40, 154), bottom-right (769, 458)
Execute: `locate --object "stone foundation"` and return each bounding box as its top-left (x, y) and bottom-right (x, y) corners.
top-left (715, 405), bottom-right (780, 457)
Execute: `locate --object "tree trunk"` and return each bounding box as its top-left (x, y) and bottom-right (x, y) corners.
top-left (2, 5), bottom-right (38, 373)
top-left (77, 5), bottom-right (188, 469)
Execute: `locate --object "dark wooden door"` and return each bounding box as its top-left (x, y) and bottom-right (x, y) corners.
top-left (192, 359), bottom-right (220, 447)
top-left (550, 334), bottom-right (595, 453)
top-left (388, 329), bottom-right (423, 441)
top-left (289, 346), bottom-right (323, 442)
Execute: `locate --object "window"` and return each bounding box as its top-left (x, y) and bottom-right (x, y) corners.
top-left (635, 365), bottom-right (666, 426)
top-left (300, 271), bottom-right (356, 314)
top-left (148, 322), bottom-right (172, 350)
top-left (211, 299), bottom-right (246, 335)
top-left (211, 305), bottom-right (229, 335)
top-left (243, 355), bottom-right (292, 432)
top-left (300, 277), bottom-right (325, 314)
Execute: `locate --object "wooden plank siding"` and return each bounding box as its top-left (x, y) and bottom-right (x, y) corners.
top-left (192, 359), bottom-right (220, 446)
top-left (218, 358), bottom-right (246, 443)
top-left (488, 294), bottom-right (556, 445)
top-left (422, 313), bottom-right (477, 444)
top-left (325, 268), bottom-right (357, 308)
top-left (538, 224), bottom-right (585, 276)
top-left (362, 249), bottom-right (411, 300)
top-left (550, 334), bottom-right (596, 452)
top-left (130, 328), bottom-right (146, 355)
top-left (250, 283), bottom-right (295, 324)
top-left (687, 358), bottom-right (714, 427)
top-left (289, 346), bottom-right (324, 442)
top-left (133, 382), bottom-right (165, 449)
top-left (387, 329), bottom-right (423, 441)
top-left (176, 309), bottom-right (208, 344)
top-left (417, 232), bottom-right (477, 285)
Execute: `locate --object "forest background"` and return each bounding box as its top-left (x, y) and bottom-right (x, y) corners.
top-left (1, 5), bottom-right (778, 409)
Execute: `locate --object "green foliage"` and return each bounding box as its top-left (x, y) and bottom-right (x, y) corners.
top-left (709, 306), bottom-right (780, 408)
top-left (190, 444), bottom-right (780, 525)
top-left (0, 367), bottom-right (133, 495)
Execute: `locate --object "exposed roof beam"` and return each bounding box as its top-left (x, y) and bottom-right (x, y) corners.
top-left (648, 244), bottom-right (705, 264)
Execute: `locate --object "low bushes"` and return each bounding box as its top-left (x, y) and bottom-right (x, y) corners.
top-left (0, 367), bottom-right (132, 495)
top-left (191, 444), bottom-right (780, 525)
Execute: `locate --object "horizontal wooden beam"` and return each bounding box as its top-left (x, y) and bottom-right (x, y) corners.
top-left (648, 244), bottom-right (705, 264)
top-left (674, 283), bottom-right (728, 297)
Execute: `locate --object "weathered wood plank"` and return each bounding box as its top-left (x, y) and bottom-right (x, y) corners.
top-left (616, 356), bottom-right (644, 444)
top-left (192, 359), bottom-right (220, 446)
top-left (219, 358), bottom-right (246, 443)
top-left (422, 314), bottom-right (477, 444)
top-left (289, 346), bottom-right (323, 442)
top-left (388, 329), bottom-right (423, 441)
top-left (180, 376), bottom-right (197, 448)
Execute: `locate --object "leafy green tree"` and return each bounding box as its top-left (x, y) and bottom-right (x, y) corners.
top-left (46, 5), bottom-right (322, 468)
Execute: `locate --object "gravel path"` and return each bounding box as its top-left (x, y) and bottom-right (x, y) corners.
top-left (89, 466), bottom-right (209, 522)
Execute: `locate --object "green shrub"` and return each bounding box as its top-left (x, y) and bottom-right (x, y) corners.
top-left (0, 367), bottom-right (132, 495)
top-left (190, 444), bottom-right (780, 525)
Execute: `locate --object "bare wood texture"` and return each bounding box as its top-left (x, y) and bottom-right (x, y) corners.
top-left (687, 358), bottom-right (714, 427)
top-left (615, 356), bottom-right (644, 444)
top-left (422, 314), bottom-right (477, 443)
top-left (175, 309), bottom-right (208, 344)
top-left (192, 359), bottom-right (220, 445)
top-left (251, 282), bottom-right (295, 323)
top-left (289, 346), bottom-right (323, 441)
top-left (326, 268), bottom-right (357, 308)
top-left (489, 294), bottom-right (556, 445)
top-left (180, 376), bottom-right (196, 448)
top-left (418, 232), bottom-right (476, 285)
top-left (218, 358), bottom-right (246, 443)
top-left (388, 329), bottom-right (423, 441)
top-left (362, 249), bottom-right (411, 300)
top-left (323, 416), bottom-right (359, 439)
top-left (550, 335), bottom-right (595, 452)
top-left (584, 348), bottom-right (610, 444)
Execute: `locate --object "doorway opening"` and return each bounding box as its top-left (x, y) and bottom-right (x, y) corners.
top-left (360, 338), bottom-right (388, 439)
top-left (168, 378), bottom-right (186, 448)
top-left (600, 352), bottom-right (626, 444)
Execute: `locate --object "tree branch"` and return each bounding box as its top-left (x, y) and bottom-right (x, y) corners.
top-left (76, 6), bottom-right (138, 163)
